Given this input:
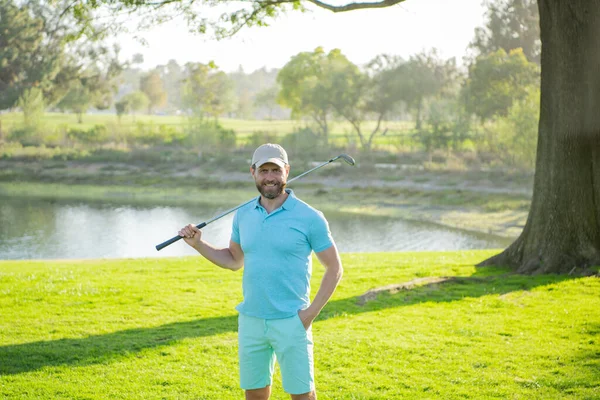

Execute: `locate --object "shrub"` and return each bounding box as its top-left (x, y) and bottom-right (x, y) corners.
top-left (67, 125), bottom-right (110, 145)
top-left (185, 119), bottom-right (236, 150)
top-left (246, 130), bottom-right (278, 149)
top-left (134, 122), bottom-right (186, 146)
top-left (281, 127), bottom-right (329, 161)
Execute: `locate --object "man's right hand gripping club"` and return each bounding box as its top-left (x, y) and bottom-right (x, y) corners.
top-left (178, 224), bottom-right (244, 271)
top-left (178, 224), bottom-right (203, 248)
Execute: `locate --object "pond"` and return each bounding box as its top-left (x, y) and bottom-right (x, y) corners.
top-left (0, 197), bottom-right (511, 260)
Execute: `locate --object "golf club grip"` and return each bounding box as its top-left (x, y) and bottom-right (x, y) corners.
top-left (155, 222), bottom-right (207, 251)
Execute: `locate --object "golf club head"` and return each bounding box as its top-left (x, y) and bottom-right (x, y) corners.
top-left (338, 154), bottom-right (356, 166)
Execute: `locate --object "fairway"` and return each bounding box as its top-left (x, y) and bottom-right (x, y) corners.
top-left (0, 112), bottom-right (413, 137)
top-left (0, 251), bottom-right (598, 399)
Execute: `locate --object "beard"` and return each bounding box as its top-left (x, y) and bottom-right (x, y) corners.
top-left (256, 181), bottom-right (286, 199)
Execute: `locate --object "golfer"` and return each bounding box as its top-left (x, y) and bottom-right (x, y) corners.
top-left (178, 143), bottom-right (343, 400)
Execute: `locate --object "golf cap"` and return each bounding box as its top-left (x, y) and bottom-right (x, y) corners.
top-left (252, 143), bottom-right (288, 169)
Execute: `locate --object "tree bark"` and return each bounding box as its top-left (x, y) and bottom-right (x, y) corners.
top-left (479, 0), bottom-right (600, 274)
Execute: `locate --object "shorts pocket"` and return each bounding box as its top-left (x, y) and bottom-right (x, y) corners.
top-left (295, 312), bottom-right (309, 332)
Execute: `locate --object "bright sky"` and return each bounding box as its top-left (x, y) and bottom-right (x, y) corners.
top-left (118, 0), bottom-right (486, 73)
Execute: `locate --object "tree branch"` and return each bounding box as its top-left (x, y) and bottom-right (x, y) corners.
top-left (305, 0), bottom-right (406, 13)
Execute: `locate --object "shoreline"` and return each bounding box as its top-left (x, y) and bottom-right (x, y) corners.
top-left (0, 183), bottom-right (528, 243)
top-left (1, 159), bottom-right (531, 241)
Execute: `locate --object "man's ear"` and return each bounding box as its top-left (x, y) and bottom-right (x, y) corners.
top-left (285, 164), bottom-right (291, 175)
top-left (250, 165), bottom-right (256, 177)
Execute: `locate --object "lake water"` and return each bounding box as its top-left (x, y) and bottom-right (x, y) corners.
top-left (0, 198), bottom-right (511, 260)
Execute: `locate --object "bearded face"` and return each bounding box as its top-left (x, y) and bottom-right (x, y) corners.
top-left (253, 163), bottom-right (288, 199)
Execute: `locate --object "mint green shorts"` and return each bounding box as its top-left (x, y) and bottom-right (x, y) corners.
top-left (238, 313), bottom-right (314, 394)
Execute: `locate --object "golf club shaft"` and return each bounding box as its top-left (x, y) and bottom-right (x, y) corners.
top-left (155, 155), bottom-right (353, 251)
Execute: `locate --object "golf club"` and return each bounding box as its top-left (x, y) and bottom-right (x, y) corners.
top-left (155, 154), bottom-right (356, 251)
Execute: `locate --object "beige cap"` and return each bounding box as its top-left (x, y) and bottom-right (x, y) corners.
top-left (252, 143), bottom-right (288, 168)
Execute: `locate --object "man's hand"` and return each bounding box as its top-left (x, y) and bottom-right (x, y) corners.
top-left (178, 224), bottom-right (202, 248)
top-left (298, 308), bottom-right (318, 330)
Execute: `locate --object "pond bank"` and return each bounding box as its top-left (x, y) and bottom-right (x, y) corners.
top-left (0, 160), bottom-right (531, 240)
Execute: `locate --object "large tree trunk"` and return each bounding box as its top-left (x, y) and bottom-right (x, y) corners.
top-left (480, 0), bottom-right (600, 274)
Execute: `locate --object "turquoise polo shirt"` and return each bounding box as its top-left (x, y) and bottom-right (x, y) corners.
top-left (231, 189), bottom-right (334, 319)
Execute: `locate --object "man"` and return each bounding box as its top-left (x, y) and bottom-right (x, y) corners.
top-left (178, 143), bottom-right (343, 400)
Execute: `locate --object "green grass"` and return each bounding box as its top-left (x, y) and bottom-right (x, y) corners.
top-left (0, 112), bottom-right (417, 154)
top-left (0, 112), bottom-right (413, 137)
top-left (1, 251), bottom-right (598, 399)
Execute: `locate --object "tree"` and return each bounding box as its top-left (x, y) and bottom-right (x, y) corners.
top-left (0, 0), bottom-right (77, 110)
top-left (470, 0), bottom-right (540, 64)
top-left (140, 71), bottom-right (167, 114)
top-left (396, 50), bottom-right (458, 130)
top-left (462, 49), bottom-right (538, 121)
top-left (120, 91), bottom-right (149, 120)
top-left (115, 99), bottom-right (129, 122)
top-left (478, 0), bottom-right (600, 274)
top-left (254, 86), bottom-right (279, 121)
top-left (1, 0), bottom-right (123, 130)
top-left (0, 1), bottom-right (44, 110)
top-left (156, 59), bottom-right (184, 112)
top-left (57, 45), bottom-right (123, 122)
top-left (462, 48), bottom-right (539, 122)
top-left (182, 63), bottom-right (235, 120)
top-left (63, 0), bottom-right (600, 274)
top-left (57, 81), bottom-right (93, 123)
top-left (492, 86), bottom-right (539, 169)
top-left (325, 51), bottom-right (372, 148)
top-left (17, 87), bottom-right (45, 129)
top-left (277, 47), bottom-right (338, 141)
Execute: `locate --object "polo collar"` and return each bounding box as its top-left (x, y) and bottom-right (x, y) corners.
top-left (253, 188), bottom-right (298, 211)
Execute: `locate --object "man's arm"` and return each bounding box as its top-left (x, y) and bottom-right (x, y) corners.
top-left (179, 224), bottom-right (244, 271)
top-left (298, 244), bottom-right (343, 329)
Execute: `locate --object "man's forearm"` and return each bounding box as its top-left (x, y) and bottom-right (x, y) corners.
top-left (192, 240), bottom-right (242, 271)
top-left (307, 263), bottom-right (343, 317)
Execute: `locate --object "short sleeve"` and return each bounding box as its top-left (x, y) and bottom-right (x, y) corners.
top-left (231, 210), bottom-right (240, 244)
top-left (308, 211), bottom-right (334, 253)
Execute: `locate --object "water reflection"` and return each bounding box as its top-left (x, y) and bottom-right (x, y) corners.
top-left (0, 198), bottom-right (510, 260)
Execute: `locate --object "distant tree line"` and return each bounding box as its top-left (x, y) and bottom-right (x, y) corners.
top-left (1, 0), bottom-right (540, 169)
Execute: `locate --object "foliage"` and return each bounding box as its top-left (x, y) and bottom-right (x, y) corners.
top-left (398, 50), bottom-right (459, 130)
top-left (254, 86), bottom-right (279, 120)
top-left (486, 86), bottom-right (539, 169)
top-left (280, 127), bottom-right (329, 160)
top-left (17, 87), bottom-right (45, 129)
top-left (115, 99), bottom-right (129, 121)
top-left (0, 1), bottom-right (45, 110)
top-left (120, 91), bottom-right (150, 116)
top-left (277, 47), bottom-right (339, 139)
top-left (246, 130), bottom-right (279, 149)
top-left (57, 43), bottom-right (124, 123)
top-left (140, 70), bottom-right (168, 113)
top-left (56, 80), bottom-right (93, 123)
top-left (470, 0), bottom-right (540, 64)
top-left (66, 124), bottom-right (110, 145)
top-left (462, 48), bottom-right (539, 122)
top-left (363, 54), bottom-right (406, 119)
top-left (0, 0), bottom-right (120, 112)
top-left (325, 52), bottom-right (371, 147)
top-left (152, 60), bottom-right (184, 113)
top-left (133, 122), bottom-right (186, 146)
top-left (182, 63), bottom-right (236, 119)
top-left (338, 54), bottom-right (407, 150)
top-left (185, 118), bottom-right (236, 150)
top-left (0, 1), bottom-right (67, 108)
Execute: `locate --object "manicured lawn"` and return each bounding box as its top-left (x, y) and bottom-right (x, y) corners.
top-left (0, 112), bottom-right (413, 136)
top-left (0, 112), bottom-right (414, 151)
top-left (1, 251), bottom-right (598, 399)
